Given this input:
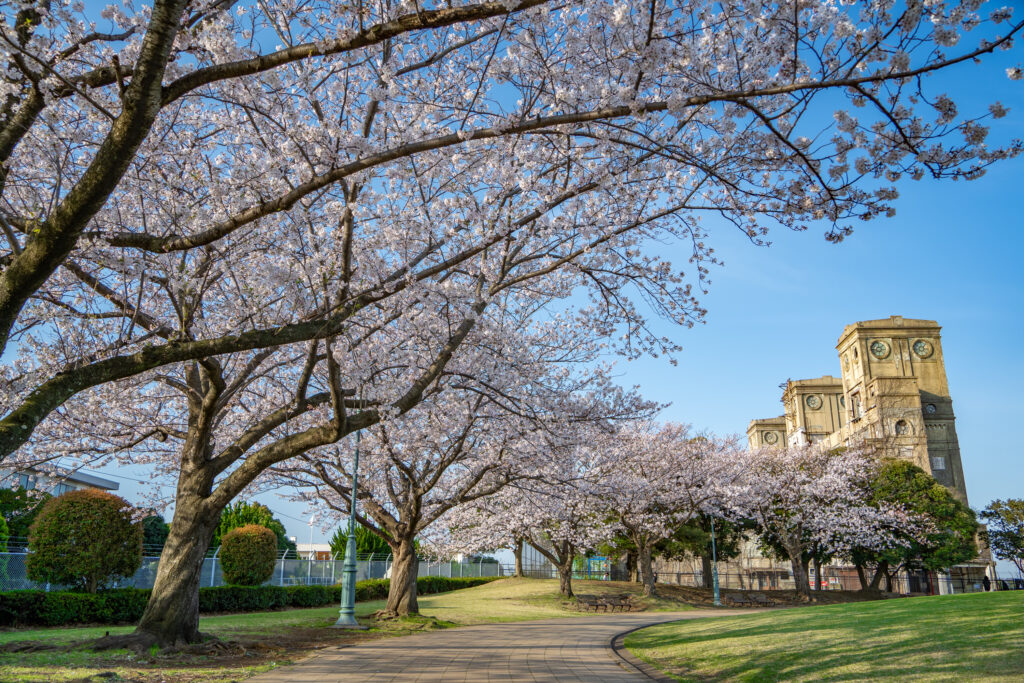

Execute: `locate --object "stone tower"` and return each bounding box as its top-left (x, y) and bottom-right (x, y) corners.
top-left (748, 316), bottom-right (969, 504)
top-left (835, 316), bottom-right (968, 502)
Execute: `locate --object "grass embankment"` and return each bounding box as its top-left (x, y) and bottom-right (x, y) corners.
top-left (0, 577), bottom-right (687, 682)
top-left (625, 591), bottom-right (1024, 682)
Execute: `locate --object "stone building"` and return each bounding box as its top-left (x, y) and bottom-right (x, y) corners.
top-left (716, 315), bottom-right (990, 593)
top-left (746, 315), bottom-right (968, 503)
top-left (655, 317), bottom-right (991, 594)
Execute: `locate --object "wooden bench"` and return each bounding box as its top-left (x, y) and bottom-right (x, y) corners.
top-left (575, 594), bottom-right (604, 612)
top-left (602, 594), bottom-right (633, 612)
top-left (749, 592), bottom-right (776, 607)
top-left (725, 593), bottom-right (754, 606)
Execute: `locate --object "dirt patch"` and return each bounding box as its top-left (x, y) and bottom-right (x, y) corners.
top-left (563, 579), bottom-right (880, 611)
top-left (652, 583), bottom-right (881, 608)
top-left (1, 626), bottom-right (380, 682)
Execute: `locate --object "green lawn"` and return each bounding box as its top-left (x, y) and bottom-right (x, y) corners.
top-left (625, 591), bottom-right (1024, 682)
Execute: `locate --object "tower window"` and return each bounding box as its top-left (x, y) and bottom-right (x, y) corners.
top-left (931, 456), bottom-right (947, 471)
top-left (895, 420), bottom-right (909, 435)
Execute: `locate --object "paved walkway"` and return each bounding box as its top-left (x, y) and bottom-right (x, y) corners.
top-left (253, 610), bottom-right (748, 682)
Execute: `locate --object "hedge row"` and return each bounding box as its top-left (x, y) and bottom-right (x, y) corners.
top-left (0, 576), bottom-right (499, 628)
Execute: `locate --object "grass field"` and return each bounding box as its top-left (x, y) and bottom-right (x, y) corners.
top-left (625, 591), bottom-right (1024, 682)
top-left (0, 577), bottom-right (687, 682)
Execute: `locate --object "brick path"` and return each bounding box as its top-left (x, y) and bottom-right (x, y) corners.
top-left (252, 610), bottom-right (747, 682)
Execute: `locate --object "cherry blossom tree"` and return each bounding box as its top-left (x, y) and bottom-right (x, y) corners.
top-left (596, 425), bottom-right (739, 596)
top-left (1, 0), bottom-right (1022, 465)
top-left (438, 430), bottom-right (617, 598)
top-left (730, 443), bottom-right (922, 600)
top-left (270, 339), bottom-right (654, 616)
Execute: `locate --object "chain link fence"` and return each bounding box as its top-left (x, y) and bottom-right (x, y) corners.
top-left (0, 551), bottom-right (502, 592)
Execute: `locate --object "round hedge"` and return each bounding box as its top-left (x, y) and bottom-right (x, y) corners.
top-left (220, 524), bottom-right (277, 586)
top-left (26, 489), bottom-right (142, 593)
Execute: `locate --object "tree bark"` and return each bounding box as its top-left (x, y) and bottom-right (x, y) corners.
top-left (701, 554), bottom-right (713, 589)
top-left (133, 503), bottom-right (219, 646)
top-left (869, 561), bottom-right (888, 590)
top-left (557, 557), bottom-right (574, 597)
top-left (813, 555), bottom-right (822, 591)
top-left (383, 537), bottom-right (420, 616)
top-left (855, 561), bottom-right (869, 591)
top-left (513, 538), bottom-right (524, 577)
top-left (637, 544), bottom-right (656, 597)
top-left (784, 537), bottom-right (811, 600)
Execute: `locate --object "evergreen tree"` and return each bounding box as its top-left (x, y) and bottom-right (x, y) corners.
top-left (212, 502), bottom-right (297, 557)
top-left (853, 461), bottom-right (978, 591)
top-left (141, 514), bottom-right (171, 550)
top-left (0, 488), bottom-right (51, 539)
top-left (330, 522), bottom-right (393, 558)
top-left (980, 499), bottom-right (1024, 576)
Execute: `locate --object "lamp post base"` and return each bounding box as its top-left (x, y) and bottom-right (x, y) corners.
top-left (331, 618), bottom-right (368, 630)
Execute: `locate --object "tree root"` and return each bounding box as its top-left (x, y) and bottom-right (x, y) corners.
top-left (91, 630), bottom-right (220, 654)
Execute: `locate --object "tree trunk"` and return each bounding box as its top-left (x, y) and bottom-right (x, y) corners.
top-left (869, 561), bottom-right (888, 591)
top-left (131, 482), bottom-right (220, 647)
top-left (626, 551), bottom-right (638, 582)
top-left (701, 554), bottom-right (713, 589)
top-left (557, 557), bottom-right (574, 597)
top-left (637, 544), bottom-right (656, 597)
top-left (383, 537), bottom-right (419, 616)
top-left (884, 568), bottom-right (894, 593)
top-left (784, 537), bottom-right (811, 600)
top-left (514, 538), bottom-right (524, 577)
top-left (855, 562), bottom-right (869, 591)
top-left (813, 555), bottom-right (822, 591)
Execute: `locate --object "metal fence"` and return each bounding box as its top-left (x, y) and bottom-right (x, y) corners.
top-left (503, 563), bottom-right (1024, 596)
top-left (0, 551), bottom-right (502, 592)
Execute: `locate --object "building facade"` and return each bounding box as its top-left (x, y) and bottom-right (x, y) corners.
top-left (747, 315), bottom-right (968, 503)
top-left (3, 468), bottom-right (119, 497)
top-left (720, 316), bottom-right (991, 592)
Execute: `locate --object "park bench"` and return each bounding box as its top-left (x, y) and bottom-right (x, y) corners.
top-left (575, 594), bottom-right (604, 612)
top-left (725, 593), bottom-right (754, 607)
top-left (602, 594), bottom-right (632, 612)
top-left (749, 592), bottom-right (776, 607)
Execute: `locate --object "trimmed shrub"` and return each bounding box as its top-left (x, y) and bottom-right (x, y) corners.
top-left (26, 489), bottom-right (142, 593)
top-left (0, 575), bottom-right (500, 627)
top-left (220, 524), bottom-right (277, 586)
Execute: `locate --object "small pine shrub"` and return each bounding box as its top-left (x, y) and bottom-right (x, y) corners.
top-left (26, 489), bottom-right (142, 593)
top-left (220, 524), bottom-right (277, 586)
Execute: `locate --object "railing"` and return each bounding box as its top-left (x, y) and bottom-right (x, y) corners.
top-left (499, 563), bottom-right (1024, 595)
top-left (0, 551), bottom-right (503, 592)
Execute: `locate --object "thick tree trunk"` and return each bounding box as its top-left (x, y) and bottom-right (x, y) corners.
top-left (514, 538), bottom-right (524, 577)
top-left (637, 544), bottom-right (656, 597)
top-left (869, 561), bottom-right (889, 591)
top-left (383, 537), bottom-right (419, 616)
top-left (557, 558), bottom-right (574, 597)
top-left (855, 562), bottom-right (869, 591)
top-left (134, 506), bottom-right (218, 646)
top-left (784, 537), bottom-right (811, 600)
top-left (813, 555), bottom-right (822, 591)
top-left (701, 554), bottom-right (713, 589)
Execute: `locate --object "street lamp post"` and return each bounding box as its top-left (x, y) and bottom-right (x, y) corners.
top-left (333, 427), bottom-right (367, 629)
top-left (710, 515), bottom-right (721, 607)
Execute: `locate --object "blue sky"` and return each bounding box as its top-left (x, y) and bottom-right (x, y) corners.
top-left (96, 18), bottom-right (1023, 568)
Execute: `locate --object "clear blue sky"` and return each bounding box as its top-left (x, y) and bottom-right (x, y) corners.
top-left (100, 25), bottom-right (1023, 563)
